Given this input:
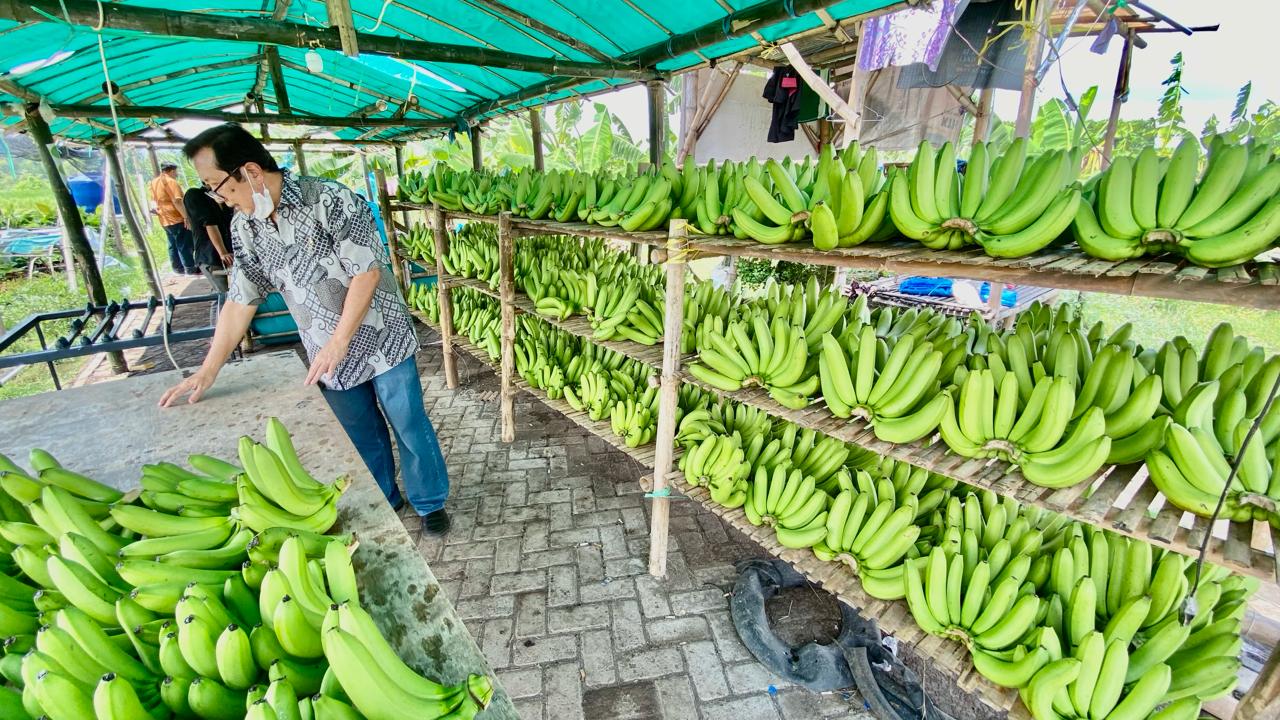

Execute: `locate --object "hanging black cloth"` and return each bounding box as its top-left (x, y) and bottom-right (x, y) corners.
top-left (763, 65), bottom-right (802, 143)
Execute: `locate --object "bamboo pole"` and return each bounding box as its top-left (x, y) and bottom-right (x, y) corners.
top-left (648, 219), bottom-right (688, 578)
top-left (498, 212), bottom-right (516, 443)
top-left (27, 104), bottom-right (127, 374)
top-left (1237, 647), bottom-right (1280, 720)
top-left (1101, 29), bottom-right (1136, 168)
top-left (972, 86), bottom-right (995, 148)
top-left (646, 80), bottom-right (666, 167)
top-left (292, 142), bottom-right (308, 175)
top-left (375, 168), bottom-right (405, 292)
top-left (103, 142), bottom-right (162, 298)
top-left (360, 154), bottom-right (375, 200)
top-left (1014, 0), bottom-right (1054, 138)
top-left (529, 108), bottom-right (544, 172)
top-left (100, 159), bottom-right (126, 258)
top-left (146, 144), bottom-right (161, 177)
top-left (429, 207), bottom-right (458, 389)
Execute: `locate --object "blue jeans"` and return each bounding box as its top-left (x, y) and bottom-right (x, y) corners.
top-left (164, 223), bottom-right (195, 273)
top-left (320, 355), bottom-right (449, 515)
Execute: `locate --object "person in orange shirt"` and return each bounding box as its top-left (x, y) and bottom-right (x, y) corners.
top-left (149, 162), bottom-right (196, 275)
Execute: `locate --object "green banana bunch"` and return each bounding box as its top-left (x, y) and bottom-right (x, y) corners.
top-left (743, 464), bottom-right (830, 548)
top-left (679, 433), bottom-right (751, 499)
top-left (1076, 137), bottom-right (1280, 267)
top-left (687, 313), bottom-right (817, 408)
top-left (939, 370), bottom-right (1111, 488)
top-left (811, 486), bottom-right (920, 599)
top-left (890, 139), bottom-right (1081, 257)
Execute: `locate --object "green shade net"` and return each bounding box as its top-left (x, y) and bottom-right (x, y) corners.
top-left (0, 0), bottom-right (900, 141)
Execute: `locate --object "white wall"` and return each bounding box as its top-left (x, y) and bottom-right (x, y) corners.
top-left (688, 68), bottom-right (814, 164)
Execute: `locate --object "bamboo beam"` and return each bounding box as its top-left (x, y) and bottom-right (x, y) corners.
top-left (393, 144), bottom-right (405, 176)
top-left (497, 212), bottom-right (516, 443)
top-left (360, 154), bottom-right (375, 199)
top-left (944, 84), bottom-right (980, 116)
top-left (529, 107), bottom-right (544, 171)
top-left (466, 0), bottom-right (614, 64)
top-left (1101, 29), bottom-right (1135, 168)
top-left (648, 219), bottom-right (688, 577)
top-left (27, 103), bottom-right (126, 373)
top-left (323, 0), bottom-right (360, 57)
top-left (44, 105), bottom-right (452, 128)
top-left (646, 80), bottom-right (665, 167)
top-left (470, 126), bottom-right (483, 172)
top-left (265, 46), bottom-right (291, 114)
top-left (0, 0), bottom-right (657, 80)
top-left (1015, 0), bottom-right (1054, 138)
top-left (628, 0), bottom-right (908, 67)
top-left (104, 142), bottom-right (162, 298)
top-left (275, 59), bottom-right (429, 115)
top-left (778, 42), bottom-right (861, 132)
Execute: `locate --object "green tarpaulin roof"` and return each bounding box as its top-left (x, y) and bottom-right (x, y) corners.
top-left (0, 0), bottom-right (902, 142)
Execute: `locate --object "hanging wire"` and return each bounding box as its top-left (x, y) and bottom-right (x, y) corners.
top-left (84, 0), bottom-right (180, 371)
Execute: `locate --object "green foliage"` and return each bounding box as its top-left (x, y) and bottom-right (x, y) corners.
top-left (406, 96), bottom-right (671, 175)
top-left (735, 258), bottom-right (772, 288)
top-left (1156, 52), bottom-right (1192, 149)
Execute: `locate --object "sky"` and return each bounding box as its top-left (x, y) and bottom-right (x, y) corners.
top-left (591, 0), bottom-right (1274, 142)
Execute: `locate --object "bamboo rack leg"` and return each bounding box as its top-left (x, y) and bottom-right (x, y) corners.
top-left (375, 168), bottom-right (406, 292)
top-left (648, 220), bottom-right (688, 578)
top-left (1237, 646), bottom-right (1280, 720)
top-left (498, 212), bottom-right (516, 443)
top-left (429, 207), bottom-right (459, 389)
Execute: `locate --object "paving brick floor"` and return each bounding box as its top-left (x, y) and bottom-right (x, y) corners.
top-left (400, 333), bottom-right (874, 720)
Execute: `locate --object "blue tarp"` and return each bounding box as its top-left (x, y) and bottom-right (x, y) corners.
top-left (897, 276), bottom-right (1016, 308)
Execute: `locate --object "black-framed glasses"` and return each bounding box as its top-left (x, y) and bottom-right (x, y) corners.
top-left (206, 163), bottom-right (245, 202)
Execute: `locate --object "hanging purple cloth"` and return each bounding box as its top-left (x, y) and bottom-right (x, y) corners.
top-left (857, 0), bottom-right (960, 73)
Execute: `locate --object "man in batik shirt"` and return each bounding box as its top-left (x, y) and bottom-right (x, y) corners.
top-left (159, 123), bottom-right (451, 534)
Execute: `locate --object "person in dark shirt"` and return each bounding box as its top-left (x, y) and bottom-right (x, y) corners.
top-left (183, 186), bottom-right (235, 292)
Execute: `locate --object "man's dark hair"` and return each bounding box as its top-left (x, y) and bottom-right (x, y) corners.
top-left (182, 123), bottom-right (280, 176)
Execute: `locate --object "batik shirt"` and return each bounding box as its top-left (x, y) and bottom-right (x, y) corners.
top-left (227, 171), bottom-right (417, 390)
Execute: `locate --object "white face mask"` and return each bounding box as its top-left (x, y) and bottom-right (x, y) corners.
top-left (248, 171), bottom-right (275, 220)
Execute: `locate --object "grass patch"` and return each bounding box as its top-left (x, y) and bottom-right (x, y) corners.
top-left (1070, 291), bottom-right (1280, 355)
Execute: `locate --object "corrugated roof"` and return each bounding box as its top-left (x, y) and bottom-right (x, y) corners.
top-left (0, 0), bottom-right (904, 142)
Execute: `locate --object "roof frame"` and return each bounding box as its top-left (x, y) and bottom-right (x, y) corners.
top-left (0, 0), bottom-right (659, 80)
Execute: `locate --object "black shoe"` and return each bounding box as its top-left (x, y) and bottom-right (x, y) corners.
top-left (422, 509), bottom-right (450, 535)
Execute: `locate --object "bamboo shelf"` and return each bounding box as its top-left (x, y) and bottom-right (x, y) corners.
top-left (506, 293), bottom-right (667, 369)
top-left (667, 471), bottom-right (1025, 716)
top-left (688, 236), bottom-right (1280, 312)
top-left (412, 310), bottom-right (665, 472)
top-left (391, 202), bottom-right (1280, 311)
top-left (676, 374), bottom-right (1278, 583)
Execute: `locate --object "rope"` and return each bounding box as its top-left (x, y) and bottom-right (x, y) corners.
top-left (782, 0), bottom-right (799, 19)
top-left (91, 0), bottom-right (179, 371)
top-left (363, 0), bottom-right (394, 32)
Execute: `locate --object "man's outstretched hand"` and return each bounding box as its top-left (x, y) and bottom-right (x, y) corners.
top-left (159, 368), bottom-right (216, 407)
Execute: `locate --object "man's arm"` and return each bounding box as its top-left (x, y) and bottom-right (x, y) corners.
top-left (303, 267), bottom-right (380, 385)
top-left (207, 225), bottom-right (233, 266)
top-left (158, 300), bottom-right (256, 406)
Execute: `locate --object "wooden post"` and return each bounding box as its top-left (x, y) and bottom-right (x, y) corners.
top-left (104, 142), bottom-right (162, 298)
top-left (648, 219), bottom-right (688, 578)
top-left (100, 160), bottom-right (126, 258)
top-left (469, 126), bottom-right (483, 172)
top-left (646, 79), bottom-right (666, 167)
top-left (429, 206), bottom-right (458, 389)
top-left (146, 143), bottom-right (161, 177)
top-left (497, 212), bottom-right (516, 443)
top-left (292, 141), bottom-right (308, 175)
top-left (27, 103), bottom-right (127, 373)
top-left (972, 86), bottom-right (995, 148)
top-left (375, 168), bottom-right (405, 292)
top-left (529, 107), bottom-right (544, 171)
top-left (360, 153), bottom-right (375, 200)
top-left (1014, 1), bottom-right (1054, 138)
top-left (1101, 29), bottom-right (1136, 168)
top-left (393, 143), bottom-right (405, 177)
